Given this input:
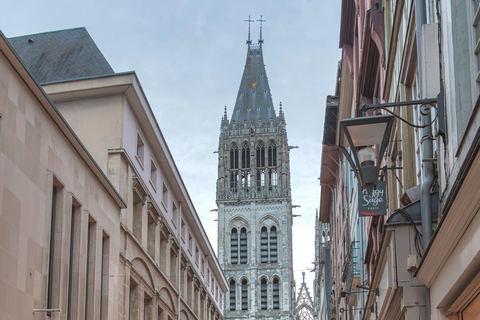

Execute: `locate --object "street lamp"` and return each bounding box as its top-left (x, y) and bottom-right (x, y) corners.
top-left (339, 114), bottom-right (395, 195)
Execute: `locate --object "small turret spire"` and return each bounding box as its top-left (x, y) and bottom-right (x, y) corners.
top-left (245, 15), bottom-right (254, 45)
top-left (257, 15), bottom-right (266, 44)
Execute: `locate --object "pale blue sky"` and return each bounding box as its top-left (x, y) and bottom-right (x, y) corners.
top-left (1, 0), bottom-right (341, 292)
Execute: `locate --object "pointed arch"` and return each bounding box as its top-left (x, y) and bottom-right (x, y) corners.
top-left (241, 142), bottom-right (250, 168)
top-left (260, 226), bottom-right (268, 263)
top-left (256, 141), bottom-right (265, 167)
top-left (230, 143), bottom-right (239, 169)
top-left (229, 279), bottom-right (236, 310)
top-left (241, 278), bottom-right (249, 310)
top-left (268, 140), bottom-right (277, 166)
top-left (270, 226), bottom-right (278, 263)
top-left (239, 227), bottom-right (248, 264)
top-left (272, 277), bottom-right (280, 309)
top-left (231, 228), bottom-right (239, 264)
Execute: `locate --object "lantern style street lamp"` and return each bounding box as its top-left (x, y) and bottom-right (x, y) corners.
top-left (339, 114), bottom-right (395, 195)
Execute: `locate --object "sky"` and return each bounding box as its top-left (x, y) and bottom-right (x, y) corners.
top-left (1, 0), bottom-right (341, 294)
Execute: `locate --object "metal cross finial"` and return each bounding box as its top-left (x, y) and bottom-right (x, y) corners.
top-left (245, 15), bottom-right (254, 45)
top-left (257, 15), bottom-right (266, 43)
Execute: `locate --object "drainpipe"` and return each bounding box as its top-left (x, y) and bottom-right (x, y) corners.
top-left (415, 0), bottom-right (433, 319)
top-left (330, 186), bottom-right (339, 320)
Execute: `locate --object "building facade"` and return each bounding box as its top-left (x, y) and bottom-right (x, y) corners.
top-left (2, 27), bottom-right (227, 320)
top-left (216, 31), bottom-right (295, 320)
top-left (319, 0), bottom-right (480, 320)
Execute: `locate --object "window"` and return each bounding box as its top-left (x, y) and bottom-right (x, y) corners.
top-left (195, 247), bottom-right (199, 265)
top-left (172, 202), bottom-right (178, 226)
top-left (136, 133), bottom-right (145, 165)
top-left (147, 214), bottom-right (156, 258)
top-left (201, 257), bottom-right (205, 275)
top-left (240, 228), bottom-right (248, 264)
top-left (242, 143), bottom-right (250, 168)
top-left (229, 280), bottom-right (236, 310)
top-left (181, 219), bottom-right (186, 240)
top-left (150, 160), bottom-right (157, 188)
top-left (230, 144), bottom-right (239, 169)
top-left (273, 278), bottom-right (280, 309)
top-left (241, 279), bottom-right (248, 310)
top-left (100, 234), bottom-right (110, 320)
top-left (230, 172), bottom-right (239, 193)
top-left (162, 184), bottom-right (168, 206)
top-left (270, 227), bottom-right (278, 263)
top-left (231, 228), bottom-right (239, 264)
top-left (67, 204), bottom-right (81, 320)
top-left (268, 169), bottom-right (277, 190)
top-left (85, 219), bottom-right (97, 320)
top-left (47, 183), bottom-right (63, 315)
top-left (260, 278), bottom-right (267, 310)
top-left (242, 171), bottom-right (251, 192)
top-left (268, 141), bottom-right (277, 166)
top-left (188, 233), bottom-right (193, 253)
top-left (256, 170), bottom-right (265, 191)
top-left (260, 227), bottom-right (268, 263)
top-left (256, 142), bottom-right (265, 167)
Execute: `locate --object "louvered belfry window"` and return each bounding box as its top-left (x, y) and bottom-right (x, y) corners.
top-left (268, 141), bottom-right (277, 166)
top-left (260, 278), bottom-right (267, 310)
top-left (241, 279), bottom-right (248, 310)
top-left (230, 144), bottom-right (239, 169)
top-left (260, 227), bottom-right (268, 263)
top-left (270, 227), bottom-right (278, 263)
top-left (240, 228), bottom-right (248, 264)
top-left (229, 280), bottom-right (236, 310)
top-left (242, 143), bottom-right (250, 168)
top-left (273, 278), bottom-right (280, 309)
top-left (231, 228), bottom-right (238, 264)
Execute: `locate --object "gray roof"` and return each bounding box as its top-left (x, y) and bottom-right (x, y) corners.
top-left (230, 44), bottom-right (277, 129)
top-left (8, 27), bottom-right (114, 84)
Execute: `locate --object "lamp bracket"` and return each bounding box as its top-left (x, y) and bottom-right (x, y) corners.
top-left (360, 98), bottom-right (437, 111)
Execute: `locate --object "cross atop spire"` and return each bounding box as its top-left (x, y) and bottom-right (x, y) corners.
top-left (245, 15), bottom-right (254, 45)
top-left (257, 15), bottom-right (266, 44)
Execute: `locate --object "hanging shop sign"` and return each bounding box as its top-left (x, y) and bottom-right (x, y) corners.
top-left (359, 181), bottom-right (386, 217)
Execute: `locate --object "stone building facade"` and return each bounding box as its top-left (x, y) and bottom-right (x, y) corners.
top-left (216, 32), bottom-right (295, 320)
top-left (2, 27), bottom-right (227, 320)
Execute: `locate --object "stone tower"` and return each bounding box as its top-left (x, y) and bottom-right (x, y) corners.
top-left (216, 21), bottom-right (295, 320)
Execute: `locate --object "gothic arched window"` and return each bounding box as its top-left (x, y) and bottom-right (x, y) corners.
top-left (231, 228), bottom-right (238, 264)
top-left (240, 228), bottom-right (248, 264)
top-left (268, 141), bottom-right (277, 166)
top-left (241, 279), bottom-right (248, 310)
top-left (230, 143), bottom-right (239, 169)
top-left (229, 279), bottom-right (236, 310)
top-left (242, 143), bottom-right (250, 168)
top-left (260, 227), bottom-right (268, 263)
top-left (260, 278), bottom-right (267, 310)
top-left (256, 142), bottom-right (265, 167)
top-left (242, 171), bottom-right (250, 192)
top-left (273, 278), bottom-right (280, 309)
top-left (270, 227), bottom-right (278, 263)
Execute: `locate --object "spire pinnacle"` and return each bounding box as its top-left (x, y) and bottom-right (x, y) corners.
top-left (257, 15), bottom-right (266, 44)
top-left (245, 15), bottom-right (254, 45)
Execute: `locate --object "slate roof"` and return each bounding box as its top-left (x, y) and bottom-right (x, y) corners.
top-left (8, 27), bottom-right (114, 84)
top-left (230, 44), bottom-right (277, 129)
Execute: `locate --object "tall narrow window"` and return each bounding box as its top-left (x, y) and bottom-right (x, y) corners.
top-left (67, 204), bottom-right (81, 320)
top-left (273, 278), bottom-right (280, 309)
top-left (268, 169), bottom-right (277, 190)
top-left (242, 143), bottom-right (250, 168)
top-left (260, 278), bottom-right (267, 310)
top-left (150, 160), bottom-right (157, 188)
top-left (240, 228), bottom-right (248, 264)
top-left (172, 202), bottom-right (178, 225)
top-left (230, 172), bottom-right (239, 193)
top-left (256, 142), bottom-right (265, 167)
top-left (231, 228), bottom-right (239, 264)
top-left (270, 227), bottom-right (278, 263)
top-left (47, 185), bottom-right (62, 315)
top-left (162, 183), bottom-right (168, 205)
top-left (260, 227), bottom-right (268, 263)
top-left (268, 141), bottom-right (277, 166)
top-left (242, 171), bottom-right (251, 192)
top-left (256, 170), bottom-right (265, 191)
top-left (100, 234), bottom-right (110, 320)
top-left (85, 219), bottom-right (97, 320)
top-left (230, 144), bottom-right (239, 169)
top-left (136, 133), bottom-right (145, 165)
top-left (241, 279), bottom-right (248, 310)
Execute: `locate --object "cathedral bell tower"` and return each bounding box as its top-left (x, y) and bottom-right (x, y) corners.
top-left (216, 17), bottom-right (295, 320)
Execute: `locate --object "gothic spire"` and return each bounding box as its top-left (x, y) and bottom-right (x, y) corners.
top-left (230, 18), bottom-right (277, 130)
